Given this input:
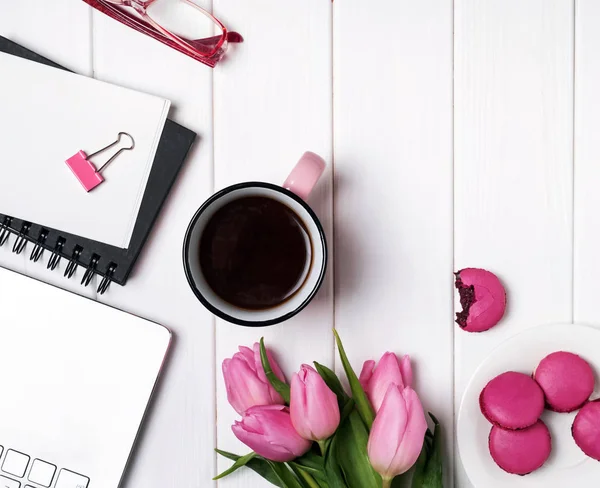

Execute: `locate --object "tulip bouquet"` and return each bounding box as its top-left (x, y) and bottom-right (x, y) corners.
top-left (215, 331), bottom-right (443, 488)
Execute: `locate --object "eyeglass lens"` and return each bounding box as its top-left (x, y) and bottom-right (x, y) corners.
top-left (145, 0), bottom-right (222, 53)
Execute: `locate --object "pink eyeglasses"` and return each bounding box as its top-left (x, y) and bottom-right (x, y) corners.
top-left (82, 0), bottom-right (243, 68)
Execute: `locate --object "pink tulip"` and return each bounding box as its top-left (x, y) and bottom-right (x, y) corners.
top-left (232, 405), bottom-right (312, 462)
top-left (359, 352), bottom-right (413, 412)
top-left (222, 343), bottom-right (286, 415)
top-left (367, 385), bottom-right (428, 484)
top-left (290, 364), bottom-right (340, 441)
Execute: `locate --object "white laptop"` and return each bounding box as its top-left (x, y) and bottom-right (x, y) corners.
top-left (0, 267), bottom-right (171, 488)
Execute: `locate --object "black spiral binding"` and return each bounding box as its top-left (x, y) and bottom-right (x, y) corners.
top-left (30, 228), bottom-right (49, 262)
top-left (0, 215), bottom-right (118, 293)
top-left (81, 253), bottom-right (100, 287)
top-left (64, 245), bottom-right (83, 279)
top-left (12, 222), bottom-right (31, 255)
top-left (0, 216), bottom-right (12, 247)
top-left (47, 237), bottom-right (66, 270)
top-left (98, 262), bottom-right (116, 295)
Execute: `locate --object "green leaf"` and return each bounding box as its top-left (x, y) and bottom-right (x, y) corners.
top-left (333, 410), bottom-right (381, 488)
top-left (410, 444), bottom-right (429, 488)
top-left (295, 449), bottom-right (325, 472)
top-left (333, 330), bottom-right (375, 429)
top-left (260, 337), bottom-right (290, 403)
top-left (391, 474), bottom-right (409, 488)
top-left (214, 449), bottom-right (286, 487)
top-left (314, 361), bottom-right (350, 405)
top-left (324, 433), bottom-right (350, 488)
top-left (411, 413), bottom-right (444, 488)
top-left (289, 463), bottom-right (324, 488)
top-left (213, 452), bottom-right (256, 480)
top-left (340, 398), bottom-right (356, 424)
top-left (292, 451), bottom-right (329, 487)
top-left (267, 461), bottom-right (305, 488)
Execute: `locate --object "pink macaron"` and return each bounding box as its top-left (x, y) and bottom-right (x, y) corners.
top-left (534, 352), bottom-right (595, 413)
top-left (455, 268), bottom-right (506, 332)
top-left (489, 420), bottom-right (552, 475)
top-left (480, 371), bottom-right (545, 429)
top-left (572, 400), bottom-right (600, 461)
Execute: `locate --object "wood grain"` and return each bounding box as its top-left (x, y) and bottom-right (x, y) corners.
top-left (454, 0), bottom-right (574, 485)
top-left (574, 0), bottom-right (600, 326)
top-left (333, 1), bottom-right (454, 486)
top-left (212, 0), bottom-right (333, 486)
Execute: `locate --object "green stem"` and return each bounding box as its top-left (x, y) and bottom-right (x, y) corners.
top-left (317, 440), bottom-right (328, 456)
top-left (296, 467), bottom-right (321, 488)
top-left (381, 478), bottom-right (392, 488)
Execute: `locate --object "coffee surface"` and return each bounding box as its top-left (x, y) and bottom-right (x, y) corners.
top-left (199, 196), bottom-right (310, 310)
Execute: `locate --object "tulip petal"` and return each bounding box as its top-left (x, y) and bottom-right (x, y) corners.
top-left (290, 365), bottom-right (340, 441)
top-left (253, 342), bottom-right (286, 383)
top-left (368, 352), bottom-right (405, 412)
top-left (290, 370), bottom-right (311, 439)
top-left (232, 405), bottom-right (311, 462)
top-left (359, 360), bottom-right (376, 390)
top-left (238, 346), bottom-right (255, 368)
top-left (305, 367), bottom-right (340, 440)
top-left (225, 357), bottom-right (281, 415)
top-left (400, 355), bottom-right (413, 389)
top-left (368, 384), bottom-right (408, 478)
top-left (387, 388), bottom-right (427, 476)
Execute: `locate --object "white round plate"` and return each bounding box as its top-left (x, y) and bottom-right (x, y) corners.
top-left (458, 323), bottom-right (600, 488)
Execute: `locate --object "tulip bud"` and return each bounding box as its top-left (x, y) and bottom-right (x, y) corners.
top-left (367, 385), bottom-right (428, 482)
top-left (232, 405), bottom-right (312, 462)
top-left (359, 352), bottom-right (413, 412)
top-left (222, 343), bottom-right (286, 415)
top-left (290, 364), bottom-right (340, 441)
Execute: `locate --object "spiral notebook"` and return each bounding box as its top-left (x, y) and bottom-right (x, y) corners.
top-left (0, 36), bottom-right (196, 293)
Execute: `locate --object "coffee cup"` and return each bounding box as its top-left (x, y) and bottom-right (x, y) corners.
top-left (183, 152), bottom-right (327, 326)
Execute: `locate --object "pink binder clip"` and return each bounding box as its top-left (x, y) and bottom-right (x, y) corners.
top-left (66, 132), bottom-right (135, 192)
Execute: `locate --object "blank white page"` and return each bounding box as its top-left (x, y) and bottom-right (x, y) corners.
top-left (0, 52), bottom-right (171, 248)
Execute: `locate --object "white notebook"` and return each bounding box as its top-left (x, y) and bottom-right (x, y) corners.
top-left (0, 52), bottom-right (171, 248)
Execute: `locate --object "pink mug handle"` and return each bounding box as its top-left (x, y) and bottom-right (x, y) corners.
top-left (283, 151), bottom-right (326, 201)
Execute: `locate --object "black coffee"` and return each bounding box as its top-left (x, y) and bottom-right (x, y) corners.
top-left (199, 196), bottom-right (311, 310)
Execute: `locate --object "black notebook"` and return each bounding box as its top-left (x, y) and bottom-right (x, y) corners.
top-left (0, 36), bottom-right (196, 293)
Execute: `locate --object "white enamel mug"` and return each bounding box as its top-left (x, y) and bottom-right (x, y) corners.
top-left (183, 152), bottom-right (327, 327)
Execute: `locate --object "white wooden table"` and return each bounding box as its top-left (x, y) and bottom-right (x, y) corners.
top-left (0, 1), bottom-right (595, 487)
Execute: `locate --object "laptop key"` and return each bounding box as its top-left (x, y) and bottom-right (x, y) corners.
top-left (0, 476), bottom-right (20, 488)
top-left (54, 469), bottom-right (89, 488)
top-left (2, 451), bottom-right (29, 478)
top-left (27, 459), bottom-right (56, 487)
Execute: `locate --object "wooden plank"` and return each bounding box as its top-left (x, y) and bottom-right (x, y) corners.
top-left (212, 1), bottom-right (333, 486)
top-left (574, 0), bottom-right (600, 326)
top-left (91, 8), bottom-right (217, 488)
top-left (0, 0), bottom-right (92, 74)
top-left (333, 0), bottom-right (454, 486)
top-left (0, 0), bottom-right (94, 294)
top-left (454, 1), bottom-right (574, 485)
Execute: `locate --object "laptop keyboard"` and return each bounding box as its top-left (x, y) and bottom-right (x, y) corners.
top-left (0, 446), bottom-right (89, 488)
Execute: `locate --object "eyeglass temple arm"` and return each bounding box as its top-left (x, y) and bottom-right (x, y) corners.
top-left (191, 32), bottom-right (243, 47)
